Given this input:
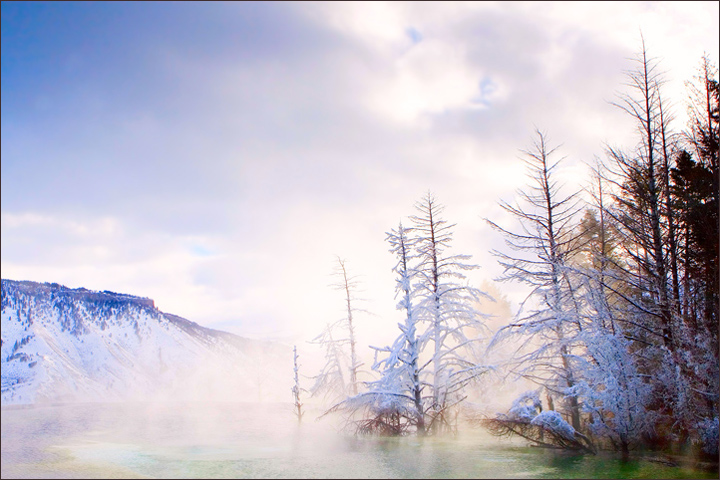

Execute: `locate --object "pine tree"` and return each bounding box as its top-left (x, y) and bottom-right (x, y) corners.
top-left (683, 55), bottom-right (719, 347)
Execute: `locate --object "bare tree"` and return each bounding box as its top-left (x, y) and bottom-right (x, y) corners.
top-left (411, 192), bottom-right (491, 433)
top-left (605, 37), bottom-right (675, 350)
top-left (310, 256), bottom-right (365, 403)
top-left (486, 129), bottom-right (585, 431)
top-left (322, 200), bottom-right (490, 437)
top-left (366, 222), bottom-right (426, 434)
top-left (333, 257), bottom-right (362, 396)
top-left (309, 320), bottom-right (349, 402)
top-left (292, 345), bottom-right (304, 423)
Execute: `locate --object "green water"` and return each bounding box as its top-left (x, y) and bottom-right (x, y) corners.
top-left (1, 402), bottom-right (715, 479)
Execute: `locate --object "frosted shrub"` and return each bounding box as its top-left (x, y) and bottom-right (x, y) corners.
top-left (697, 417), bottom-right (719, 455)
top-left (507, 390), bottom-right (542, 422)
top-left (530, 410), bottom-right (576, 441)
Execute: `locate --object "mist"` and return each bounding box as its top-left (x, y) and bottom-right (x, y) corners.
top-left (3, 2), bottom-right (719, 478)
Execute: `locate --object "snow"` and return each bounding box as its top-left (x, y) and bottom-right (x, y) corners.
top-left (1, 279), bottom-right (288, 404)
top-left (507, 389), bottom-right (542, 422)
top-left (530, 410), bottom-right (576, 440)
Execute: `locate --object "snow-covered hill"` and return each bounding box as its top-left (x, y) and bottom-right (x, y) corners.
top-left (1, 279), bottom-right (289, 404)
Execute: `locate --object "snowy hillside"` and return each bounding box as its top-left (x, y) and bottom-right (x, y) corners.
top-left (1, 279), bottom-right (289, 404)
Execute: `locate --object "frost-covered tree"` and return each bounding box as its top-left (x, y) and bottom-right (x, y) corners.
top-left (310, 257), bottom-right (364, 403)
top-left (678, 58), bottom-right (719, 443)
top-left (322, 198), bottom-right (490, 436)
top-left (570, 164), bottom-right (655, 456)
top-left (321, 224), bottom-right (426, 436)
top-left (605, 38), bottom-right (676, 351)
top-left (333, 257), bottom-right (362, 396)
top-left (481, 46), bottom-right (718, 456)
top-left (351, 222), bottom-right (427, 434)
top-left (603, 46), bottom-right (719, 453)
top-left (572, 321), bottom-right (653, 457)
top-left (309, 320), bottom-right (350, 403)
top-left (364, 223), bottom-right (426, 432)
top-left (410, 193), bottom-right (491, 433)
top-left (292, 345), bottom-right (304, 424)
top-left (481, 388), bottom-right (595, 454)
top-left (487, 130), bottom-right (585, 431)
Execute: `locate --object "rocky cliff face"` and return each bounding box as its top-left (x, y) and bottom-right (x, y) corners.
top-left (1, 279), bottom-right (288, 404)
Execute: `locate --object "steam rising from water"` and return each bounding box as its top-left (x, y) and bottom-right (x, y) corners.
top-left (2, 402), bottom-right (714, 479)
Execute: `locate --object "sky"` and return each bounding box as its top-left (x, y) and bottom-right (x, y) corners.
top-left (2, 1), bottom-right (719, 348)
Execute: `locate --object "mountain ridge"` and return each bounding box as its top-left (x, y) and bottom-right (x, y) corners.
top-left (1, 279), bottom-right (288, 404)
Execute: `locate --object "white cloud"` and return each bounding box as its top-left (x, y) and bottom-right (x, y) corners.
top-left (366, 38), bottom-right (492, 125)
top-left (2, 1), bottom-right (718, 346)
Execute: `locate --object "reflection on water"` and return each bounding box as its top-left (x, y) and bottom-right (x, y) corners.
top-left (1, 403), bottom-right (715, 479)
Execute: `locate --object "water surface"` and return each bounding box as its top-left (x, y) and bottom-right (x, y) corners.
top-left (1, 402), bottom-right (714, 478)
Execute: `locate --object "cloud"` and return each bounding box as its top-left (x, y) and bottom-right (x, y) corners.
top-left (1, 2), bottom-right (718, 345)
